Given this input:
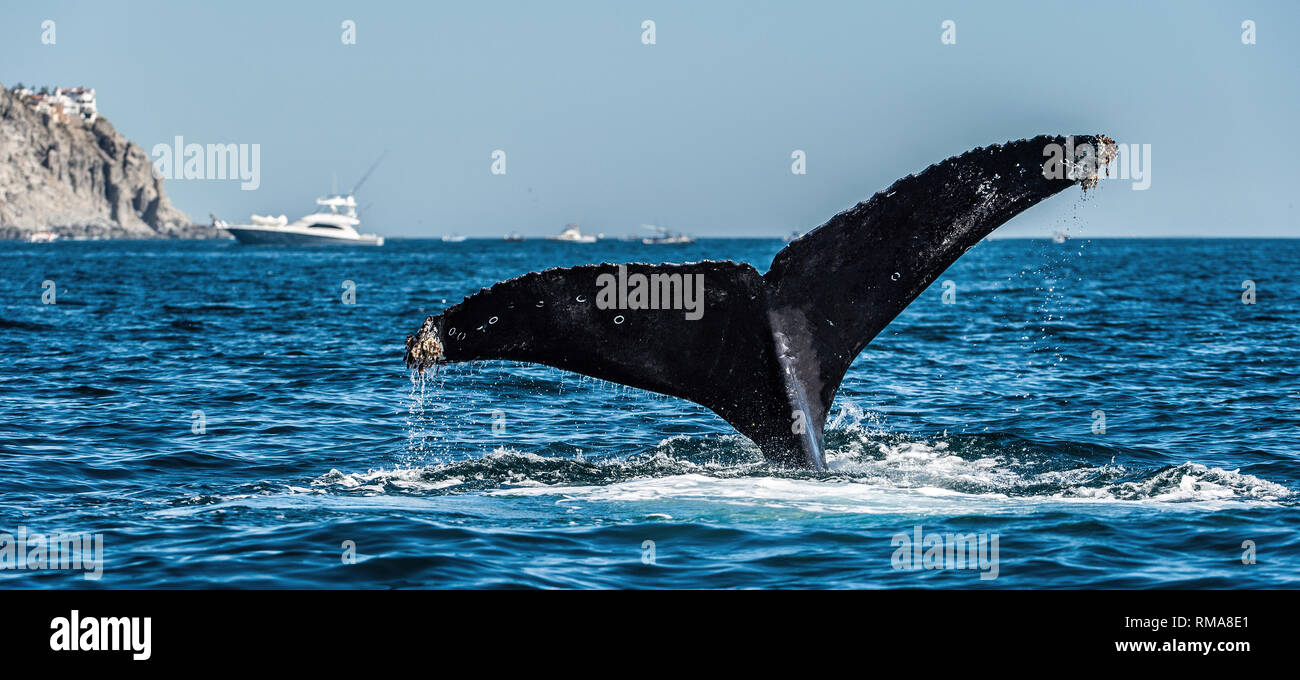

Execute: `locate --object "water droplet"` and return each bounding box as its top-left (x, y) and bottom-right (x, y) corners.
top-left (575, 295), bottom-right (587, 303)
top-left (890, 272), bottom-right (900, 281)
top-left (489, 316), bottom-right (498, 324)
top-left (536, 300), bottom-right (544, 307)
top-left (614, 315), bottom-right (624, 325)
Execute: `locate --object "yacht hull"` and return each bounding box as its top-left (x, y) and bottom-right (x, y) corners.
top-left (225, 227), bottom-right (383, 246)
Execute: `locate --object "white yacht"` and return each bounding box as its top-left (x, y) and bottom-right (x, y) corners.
top-left (218, 195), bottom-right (383, 246)
top-left (217, 155), bottom-right (386, 246)
top-left (441, 233), bottom-right (468, 242)
top-left (546, 223), bottom-right (596, 243)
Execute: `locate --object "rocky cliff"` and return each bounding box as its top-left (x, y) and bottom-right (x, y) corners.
top-left (0, 82), bottom-right (221, 239)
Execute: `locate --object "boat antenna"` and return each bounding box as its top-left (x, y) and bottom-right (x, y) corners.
top-left (349, 150), bottom-right (387, 195)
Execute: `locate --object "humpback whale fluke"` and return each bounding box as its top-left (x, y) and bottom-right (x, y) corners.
top-left (405, 135), bottom-right (1116, 469)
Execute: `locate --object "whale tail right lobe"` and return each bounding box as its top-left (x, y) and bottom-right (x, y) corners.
top-left (405, 135), bottom-right (1114, 469)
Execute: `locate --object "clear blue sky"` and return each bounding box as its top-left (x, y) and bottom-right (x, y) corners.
top-left (3, 0), bottom-right (1297, 237)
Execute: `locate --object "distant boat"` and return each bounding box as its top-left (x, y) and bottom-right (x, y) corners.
top-left (640, 224), bottom-right (695, 245)
top-left (441, 234), bottom-right (468, 242)
top-left (219, 195), bottom-right (383, 246)
top-left (216, 155), bottom-right (385, 246)
top-left (1052, 230), bottom-right (1069, 244)
top-left (28, 231), bottom-right (59, 243)
top-left (546, 223), bottom-right (597, 243)
top-left (503, 232), bottom-right (524, 242)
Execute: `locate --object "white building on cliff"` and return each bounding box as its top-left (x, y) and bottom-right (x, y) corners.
top-left (9, 85), bottom-right (98, 125)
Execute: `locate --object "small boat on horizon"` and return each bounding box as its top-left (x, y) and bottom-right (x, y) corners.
top-left (546, 223), bottom-right (597, 243)
top-left (441, 234), bottom-right (468, 242)
top-left (641, 224), bottom-right (695, 245)
top-left (28, 231), bottom-right (59, 243)
top-left (503, 232), bottom-right (524, 242)
top-left (1052, 230), bottom-right (1069, 244)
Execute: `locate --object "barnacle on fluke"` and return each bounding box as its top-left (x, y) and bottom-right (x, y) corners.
top-left (404, 316), bottom-right (444, 375)
top-left (1082, 135), bottom-right (1118, 191)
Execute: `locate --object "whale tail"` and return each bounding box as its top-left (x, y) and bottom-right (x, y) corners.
top-left (405, 135), bottom-right (1115, 468)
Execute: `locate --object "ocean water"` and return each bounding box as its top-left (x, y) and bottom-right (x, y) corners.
top-left (1, 237), bottom-right (1296, 588)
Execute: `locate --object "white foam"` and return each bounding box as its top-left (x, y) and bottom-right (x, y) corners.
top-left (1077, 462), bottom-right (1293, 503)
top-left (482, 436), bottom-right (1292, 513)
top-left (303, 434), bottom-right (1292, 513)
top-left (313, 467), bottom-right (466, 493)
top-left (486, 473), bottom-right (1003, 515)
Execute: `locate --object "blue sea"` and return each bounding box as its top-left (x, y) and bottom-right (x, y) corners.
top-left (1, 237), bottom-right (1296, 588)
